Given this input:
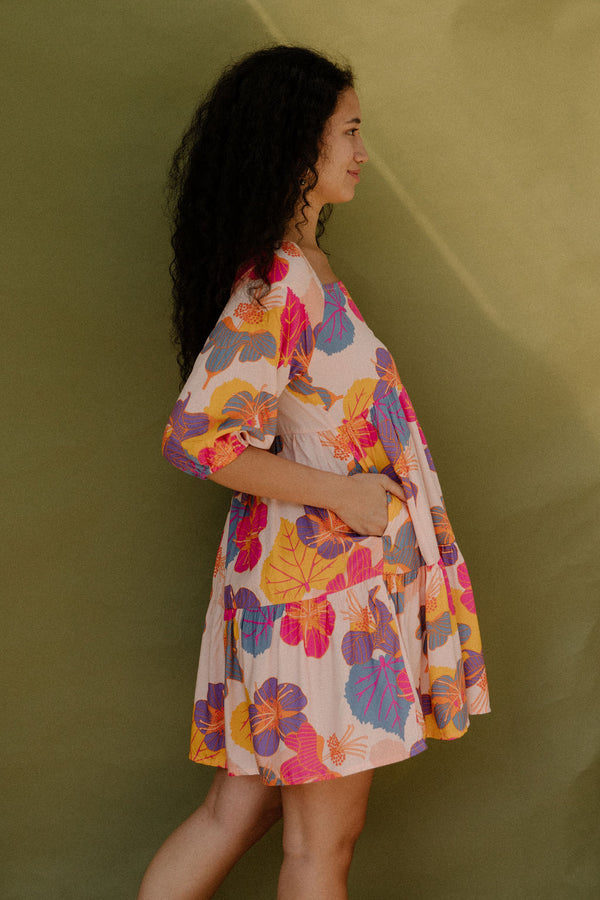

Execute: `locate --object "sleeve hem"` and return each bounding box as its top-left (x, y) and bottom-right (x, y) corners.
top-left (200, 432), bottom-right (248, 479)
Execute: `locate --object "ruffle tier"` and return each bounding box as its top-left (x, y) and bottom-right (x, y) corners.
top-left (189, 552), bottom-right (490, 785)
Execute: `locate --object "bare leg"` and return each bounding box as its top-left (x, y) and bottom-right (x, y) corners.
top-left (277, 769), bottom-right (374, 900)
top-left (138, 768), bottom-right (282, 900)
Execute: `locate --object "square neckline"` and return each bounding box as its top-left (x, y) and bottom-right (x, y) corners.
top-left (282, 240), bottom-right (343, 290)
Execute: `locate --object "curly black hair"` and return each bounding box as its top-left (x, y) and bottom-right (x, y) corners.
top-left (168, 45), bottom-right (354, 383)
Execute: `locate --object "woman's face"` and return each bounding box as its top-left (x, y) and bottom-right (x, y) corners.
top-left (312, 88), bottom-right (369, 207)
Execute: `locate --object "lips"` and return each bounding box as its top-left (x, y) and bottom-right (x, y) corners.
top-left (348, 169), bottom-right (360, 180)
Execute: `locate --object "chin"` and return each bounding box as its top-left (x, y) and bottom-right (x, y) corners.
top-left (332, 187), bottom-right (357, 204)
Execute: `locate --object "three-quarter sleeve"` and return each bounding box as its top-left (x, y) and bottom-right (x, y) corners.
top-left (162, 272), bottom-right (308, 479)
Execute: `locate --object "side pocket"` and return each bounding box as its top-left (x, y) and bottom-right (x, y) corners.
top-left (382, 492), bottom-right (405, 543)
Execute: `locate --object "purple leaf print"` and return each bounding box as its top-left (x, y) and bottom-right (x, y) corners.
top-left (410, 739), bottom-right (428, 757)
top-left (369, 591), bottom-right (400, 656)
top-left (164, 392), bottom-right (210, 443)
top-left (162, 393), bottom-right (211, 475)
top-left (341, 630), bottom-right (374, 666)
top-left (345, 655), bottom-right (412, 737)
top-left (418, 688), bottom-right (433, 717)
top-left (223, 585), bottom-right (260, 610)
top-left (463, 649), bottom-right (486, 688)
top-left (439, 543), bottom-right (459, 566)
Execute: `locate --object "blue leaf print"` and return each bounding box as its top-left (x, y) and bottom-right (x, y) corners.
top-left (383, 521), bottom-right (424, 570)
top-left (389, 589), bottom-right (404, 614)
top-left (239, 606), bottom-right (284, 656)
top-left (458, 623), bottom-right (472, 646)
top-left (427, 611), bottom-right (452, 650)
top-left (226, 495), bottom-right (250, 566)
top-left (345, 655), bottom-right (412, 737)
top-left (203, 320), bottom-right (277, 375)
top-left (224, 619), bottom-right (244, 682)
top-left (370, 390), bottom-right (410, 450)
top-left (315, 285), bottom-right (355, 355)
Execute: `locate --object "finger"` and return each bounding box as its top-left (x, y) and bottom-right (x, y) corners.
top-left (382, 475), bottom-right (406, 502)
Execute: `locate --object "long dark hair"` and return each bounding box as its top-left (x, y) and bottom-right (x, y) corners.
top-left (168, 45), bottom-right (354, 383)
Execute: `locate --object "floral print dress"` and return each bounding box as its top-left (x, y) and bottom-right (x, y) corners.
top-left (162, 241), bottom-right (490, 785)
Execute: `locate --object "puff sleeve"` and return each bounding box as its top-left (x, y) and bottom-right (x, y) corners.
top-left (161, 263), bottom-right (311, 479)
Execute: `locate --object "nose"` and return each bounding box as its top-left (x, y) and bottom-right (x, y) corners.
top-left (355, 137), bottom-right (369, 165)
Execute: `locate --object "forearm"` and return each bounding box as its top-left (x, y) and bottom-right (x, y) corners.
top-left (208, 445), bottom-right (347, 511)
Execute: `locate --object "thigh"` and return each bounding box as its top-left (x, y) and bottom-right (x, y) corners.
top-left (205, 767), bottom-right (283, 831)
top-left (281, 769), bottom-right (374, 851)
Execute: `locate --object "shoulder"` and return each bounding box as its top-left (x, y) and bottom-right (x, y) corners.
top-left (227, 241), bottom-right (324, 329)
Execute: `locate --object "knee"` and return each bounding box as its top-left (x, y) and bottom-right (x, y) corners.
top-left (282, 810), bottom-right (366, 864)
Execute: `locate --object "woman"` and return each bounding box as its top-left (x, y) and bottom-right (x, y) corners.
top-left (139, 45), bottom-right (490, 900)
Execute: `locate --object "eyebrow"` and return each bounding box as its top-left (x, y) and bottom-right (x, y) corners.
top-left (345, 117), bottom-right (361, 124)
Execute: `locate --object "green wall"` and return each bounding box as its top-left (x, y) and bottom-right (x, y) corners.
top-left (3, 1), bottom-right (598, 897)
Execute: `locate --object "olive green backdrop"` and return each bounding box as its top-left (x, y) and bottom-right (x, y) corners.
top-left (3, 1), bottom-right (599, 897)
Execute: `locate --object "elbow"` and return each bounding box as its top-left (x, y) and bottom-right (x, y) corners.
top-left (161, 430), bottom-right (209, 479)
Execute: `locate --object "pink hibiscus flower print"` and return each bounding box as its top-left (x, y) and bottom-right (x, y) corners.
top-left (320, 412), bottom-right (378, 462)
top-left (233, 498), bottom-right (268, 572)
top-left (248, 677), bottom-right (308, 756)
top-left (457, 562), bottom-right (476, 613)
top-left (280, 596), bottom-right (336, 658)
top-left (281, 722), bottom-right (341, 784)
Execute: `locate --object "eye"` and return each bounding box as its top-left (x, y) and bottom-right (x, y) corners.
top-left (347, 127), bottom-right (360, 136)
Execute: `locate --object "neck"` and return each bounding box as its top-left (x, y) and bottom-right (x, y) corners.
top-left (282, 200), bottom-right (322, 249)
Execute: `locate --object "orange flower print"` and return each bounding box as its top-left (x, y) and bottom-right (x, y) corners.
top-left (326, 724), bottom-right (368, 766)
top-left (218, 389), bottom-right (278, 440)
top-left (233, 301), bottom-right (266, 324)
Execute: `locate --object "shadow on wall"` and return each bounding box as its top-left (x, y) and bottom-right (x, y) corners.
top-left (322, 161), bottom-right (599, 899)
